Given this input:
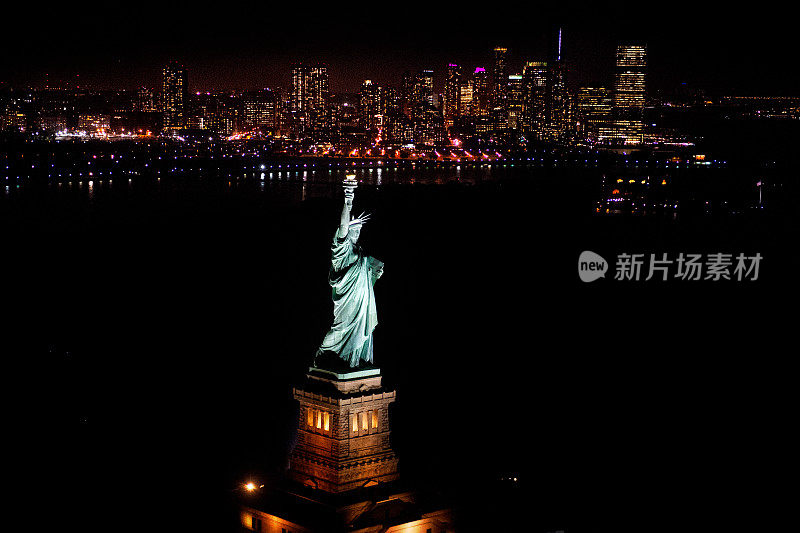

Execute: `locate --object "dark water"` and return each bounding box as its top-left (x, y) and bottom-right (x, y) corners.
top-left (3, 165), bottom-right (797, 532)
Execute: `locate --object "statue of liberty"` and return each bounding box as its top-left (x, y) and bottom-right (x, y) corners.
top-left (315, 178), bottom-right (384, 369)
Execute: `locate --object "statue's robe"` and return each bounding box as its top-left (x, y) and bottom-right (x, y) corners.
top-left (317, 231), bottom-right (380, 367)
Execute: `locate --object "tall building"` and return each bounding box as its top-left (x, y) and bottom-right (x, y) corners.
top-left (471, 67), bottom-right (491, 133)
top-left (492, 46), bottom-right (509, 107)
top-left (186, 92), bottom-right (237, 135)
top-left (459, 81), bottom-right (473, 118)
top-left (521, 61), bottom-right (548, 135)
top-left (443, 64), bottom-right (462, 129)
top-left (162, 62), bottom-right (187, 132)
top-left (135, 86), bottom-right (156, 113)
top-left (400, 71), bottom-right (416, 117)
top-left (544, 28), bottom-right (569, 141)
top-left (242, 89), bottom-right (278, 133)
top-left (384, 86), bottom-right (401, 116)
top-left (471, 67), bottom-right (490, 116)
top-left (601, 43), bottom-right (647, 144)
top-left (490, 47), bottom-right (510, 131)
top-left (577, 87), bottom-right (612, 140)
top-left (415, 104), bottom-right (446, 146)
top-left (399, 70), bottom-right (442, 144)
top-left (418, 70), bottom-right (434, 107)
top-left (506, 74), bottom-right (524, 130)
top-left (360, 80), bottom-right (386, 133)
top-left (290, 64), bottom-right (330, 134)
top-left (290, 65), bottom-right (327, 113)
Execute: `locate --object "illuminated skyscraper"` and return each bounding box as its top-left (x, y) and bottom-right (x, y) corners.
top-left (186, 92), bottom-right (237, 135)
top-left (521, 61), bottom-right (547, 135)
top-left (506, 74), bottom-right (524, 130)
top-left (290, 65), bottom-right (328, 113)
top-left (471, 67), bottom-right (491, 132)
top-left (400, 71), bottom-right (416, 116)
top-left (459, 82), bottom-right (473, 117)
top-left (492, 46), bottom-right (509, 106)
top-left (360, 80), bottom-right (385, 132)
top-left (417, 70), bottom-right (434, 108)
top-left (242, 89), bottom-right (278, 133)
top-left (601, 44), bottom-right (647, 144)
top-left (544, 28), bottom-right (569, 141)
top-left (162, 62), bottom-right (187, 132)
top-left (399, 70), bottom-right (437, 141)
top-left (290, 64), bottom-right (330, 134)
top-left (489, 47), bottom-right (510, 131)
top-left (471, 68), bottom-right (490, 115)
top-left (135, 86), bottom-right (156, 113)
top-left (382, 86), bottom-right (409, 145)
top-left (577, 87), bottom-right (612, 140)
top-left (444, 64), bottom-right (462, 129)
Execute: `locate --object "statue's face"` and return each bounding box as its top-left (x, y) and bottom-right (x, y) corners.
top-left (349, 226), bottom-right (361, 243)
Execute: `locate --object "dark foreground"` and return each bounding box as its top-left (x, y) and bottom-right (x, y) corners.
top-left (3, 167), bottom-right (797, 532)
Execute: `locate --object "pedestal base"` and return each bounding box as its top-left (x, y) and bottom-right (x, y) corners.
top-left (289, 370), bottom-right (399, 493)
top-left (307, 366), bottom-right (382, 394)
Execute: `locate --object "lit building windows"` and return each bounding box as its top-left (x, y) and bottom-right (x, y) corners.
top-left (307, 409), bottom-right (331, 433)
top-left (162, 61), bottom-right (187, 132)
top-left (349, 410), bottom-right (381, 435)
top-left (599, 44), bottom-right (647, 145)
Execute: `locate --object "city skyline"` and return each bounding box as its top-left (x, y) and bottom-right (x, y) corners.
top-left (2, 37), bottom-right (654, 149)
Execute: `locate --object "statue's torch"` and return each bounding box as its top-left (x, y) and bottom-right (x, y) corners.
top-left (343, 174), bottom-right (358, 191)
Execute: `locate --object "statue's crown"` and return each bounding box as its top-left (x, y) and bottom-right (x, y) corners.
top-left (349, 212), bottom-right (371, 227)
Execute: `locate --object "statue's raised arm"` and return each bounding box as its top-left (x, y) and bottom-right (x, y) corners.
top-left (315, 177), bottom-right (380, 370)
top-left (338, 185), bottom-right (354, 239)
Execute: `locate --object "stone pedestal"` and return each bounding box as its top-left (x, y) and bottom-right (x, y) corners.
top-left (289, 367), bottom-right (399, 493)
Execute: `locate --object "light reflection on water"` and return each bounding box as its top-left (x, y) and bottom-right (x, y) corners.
top-left (5, 165), bottom-right (580, 209)
top-left (1, 166), bottom-right (763, 218)
top-left (4, 166), bottom-right (502, 205)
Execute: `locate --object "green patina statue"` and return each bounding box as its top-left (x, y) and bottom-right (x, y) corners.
top-left (315, 178), bottom-right (384, 369)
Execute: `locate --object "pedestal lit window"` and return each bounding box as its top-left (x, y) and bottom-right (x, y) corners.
top-left (308, 409), bottom-right (331, 433)
top-left (350, 410), bottom-right (379, 435)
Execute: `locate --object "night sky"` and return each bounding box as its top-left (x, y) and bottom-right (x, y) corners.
top-left (3, 2), bottom-right (800, 95)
